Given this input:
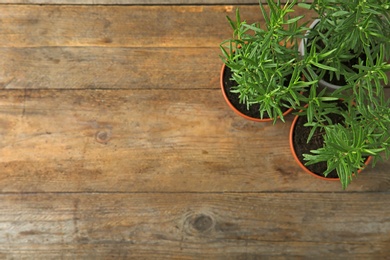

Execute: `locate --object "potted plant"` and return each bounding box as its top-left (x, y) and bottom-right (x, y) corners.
top-left (298, 0), bottom-right (390, 90)
top-left (218, 0), bottom-right (390, 189)
top-left (290, 87), bottom-right (389, 189)
top-left (289, 82), bottom-right (388, 185)
top-left (288, 0), bottom-right (390, 189)
top-left (220, 0), bottom-right (313, 123)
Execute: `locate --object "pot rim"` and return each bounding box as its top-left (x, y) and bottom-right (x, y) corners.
top-left (220, 63), bottom-right (294, 122)
top-left (289, 112), bottom-right (372, 181)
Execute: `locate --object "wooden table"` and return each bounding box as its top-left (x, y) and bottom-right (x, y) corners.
top-left (0, 1), bottom-right (389, 258)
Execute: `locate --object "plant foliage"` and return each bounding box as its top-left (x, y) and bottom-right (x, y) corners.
top-left (220, 0), bottom-right (311, 123)
top-left (220, 0), bottom-right (390, 189)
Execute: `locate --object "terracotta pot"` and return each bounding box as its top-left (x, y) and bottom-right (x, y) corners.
top-left (220, 64), bottom-right (294, 122)
top-left (289, 113), bottom-right (372, 181)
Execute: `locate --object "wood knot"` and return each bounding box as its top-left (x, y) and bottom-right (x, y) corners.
top-left (191, 214), bottom-right (214, 233)
top-left (95, 130), bottom-right (111, 143)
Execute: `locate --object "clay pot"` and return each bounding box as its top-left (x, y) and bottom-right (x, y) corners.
top-left (289, 113), bottom-right (372, 181)
top-left (220, 64), bottom-right (293, 122)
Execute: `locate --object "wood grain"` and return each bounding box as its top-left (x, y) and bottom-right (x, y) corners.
top-left (0, 3), bottom-right (389, 259)
top-left (0, 89), bottom-right (389, 193)
top-left (0, 193), bottom-right (389, 259)
top-left (1, 5), bottom-right (388, 90)
top-left (2, 46), bottom-right (389, 90)
top-left (0, 5), bottom-right (314, 48)
top-left (0, 47), bottom-right (222, 90)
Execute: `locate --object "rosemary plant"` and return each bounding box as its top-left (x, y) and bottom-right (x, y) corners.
top-left (299, 0), bottom-right (390, 89)
top-left (298, 62), bottom-right (390, 189)
top-left (298, 0), bottom-right (390, 189)
top-left (219, 0), bottom-right (390, 189)
top-left (220, 0), bottom-right (312, 123)
top-left (302, 96), bottom-right (390, 189)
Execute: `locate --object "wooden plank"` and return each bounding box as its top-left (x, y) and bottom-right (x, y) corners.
top-left (0, 5), bottom-right (314, 48)
top-left (0, 47), bottom-right (222, 90)
top-left (0, 89), bottom-right (389, 193)
top-left (2, 46), bottom-right (389, 90)
top-left (0, 193), bottom-right (389, 258)
top-left (2, 5), bottom-right (388, 90)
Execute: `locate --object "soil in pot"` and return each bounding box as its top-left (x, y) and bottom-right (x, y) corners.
top-left (292, 113), bottom-right (341, 178)
top-left (222, 66), bottom-right (290, 119)
top-left (292, 107), bottom-right (369, 179)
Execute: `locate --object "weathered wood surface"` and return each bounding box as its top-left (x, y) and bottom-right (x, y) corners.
top-left (3, 47), bottom-right (388, 90)
top-left (0, 89), bottom-right (389, 193)
top-left (0, 48), bottom-right (222, 89)
top-left (1, 5), bottom-right (388, 89)
top-left (0, 4), bottom-right (389, 259)
top-left (0, 193), bottom-right (389, 258)
top-left (0, 5), bottom-right (273, 48)
top-left (0, 5), bottom-right (268, 90)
